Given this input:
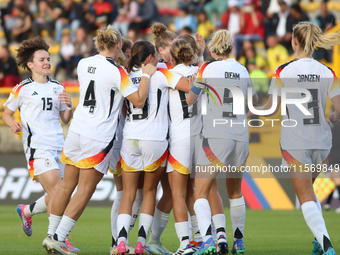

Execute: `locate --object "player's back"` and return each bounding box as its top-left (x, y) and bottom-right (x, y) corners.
top-left (70, 55), bottom-right (125, 143)
top-left (272, 58), bottom-right (339, 150)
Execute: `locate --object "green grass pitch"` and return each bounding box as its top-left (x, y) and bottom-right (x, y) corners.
top-left (0, 205), bottom-right (339, 255)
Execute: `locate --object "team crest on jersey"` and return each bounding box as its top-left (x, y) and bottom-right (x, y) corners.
top-left (53, 87), bottom-right (58, 96)
top-left (45, 159), bottom-right (52, 167)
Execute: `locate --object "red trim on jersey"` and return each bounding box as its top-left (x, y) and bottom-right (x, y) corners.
top-left (166, 62), bottom-right (173, 69)
top-left (118, 66), bottom-right (132, 93)
top-left (11, 84), bottom-right (25, 98)
top-left (157, 68), bottom-right (177, 85)
top-left (197, 62), bottom-right (209, 79)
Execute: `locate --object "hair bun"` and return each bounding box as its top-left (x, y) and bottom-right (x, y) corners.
top-left (151, 22), bottom-right (167, 37)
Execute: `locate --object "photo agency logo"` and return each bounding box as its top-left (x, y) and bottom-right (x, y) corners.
top-left (196, 79), bottom-right (314, 128)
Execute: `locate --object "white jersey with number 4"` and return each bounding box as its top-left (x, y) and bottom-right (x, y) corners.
top-left (169, 64), bottom-right (200, 143)
top-left (123, 67), bottom-right (182, 141)
top-left (199, 59), bottom-right (255, 142)
top-left (269, 58), bottom-right (340, 150)
top-left (4, 77), bottom-right (66, 150)
top-left (70, 55), bottom-right (137, 143)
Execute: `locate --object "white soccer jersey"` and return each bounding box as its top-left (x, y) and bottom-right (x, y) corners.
top-left (169, 64), bottom-right (200, 143)
top-left (269, 58), bottom-right (340, 150)
top-left (4, 77), bottom-right (66, 150)
top-left (123, 67), bottom-right (182, 141)
top-left (199, 59), bottom-right (255, 142)
top-left (70, 55), bottom-right (137, 143)
top-left (113, 109), bottom-right (125, 149)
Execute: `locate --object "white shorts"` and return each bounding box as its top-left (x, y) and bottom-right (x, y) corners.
top-left (120, 139), bottom-right (168, 172)
top-left (281, 149), bottom-right (330, 171)
top-left (61, 131), bottom-right (114, 174)
top-left (167, 136), bottom-right (197, 175)
top-left (196, 137), bottom-right (249, 169)
top-left (24, 146), bottom-right (64, 181)
top-left (109, 147), bottom-right (122, 176)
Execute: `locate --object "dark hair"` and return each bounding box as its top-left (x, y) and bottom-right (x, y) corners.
top-left (16, 36), bottom-right (50, 72)
top-left (181, 26), bottom-right (193, 34)
top-left (126, 41), bottom-right (155, 73)
top-left (122, 37), bottom-right (133, 53)
top-left (291, 3), bottom-right (302, 13)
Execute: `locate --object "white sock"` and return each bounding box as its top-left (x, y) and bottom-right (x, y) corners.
top-left (117, 214), bottom-right (131, 245)
top-left (230, 197), bottom-right (245, 241)
top-left (315, 195), bottom-right (322, 215)
top-left (55, 215), bottom-right (76, 241)
top-left (138, 213), bottom-right (153, 246)
top-left (194, 199), bottom-right (212, 242)
top-left (48, 214), bottom-right (62, 235)
top-left (150, 208), bottom-right (170, 241)
top-left (212, 214), bottom-right (226, 239)
top-left (111, 190), bottom-right (123, 242)
top-left (175, 221), bottom-right (190, 249)
top-left (191, 214), bottom-right (203, 242)
top-left (25, 195), bottom-right (48, 217)
top-left (130, 189), bottom-right (143, 231)
top-left (188, 212), bottom-right (193, 241)
top-left (301, 201), bottom-right (332, 252)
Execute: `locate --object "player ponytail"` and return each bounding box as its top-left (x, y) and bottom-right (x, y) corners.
top-left (170, 40), bottom-right (194, 66)
top-left (208, 29), bottom-right (232, 56)
top-left (94, 25), bottom-right (122, 52)
top-left (293, 22), bottom-right (340, 55)
top-left (126, 41), bottom-right (156, 73)
top-left (16, 36), bottom-right (50, 72)
top-left (151, 22), bottom-right (177, 54)
top-left (177, 34), bottom-right (200, 59)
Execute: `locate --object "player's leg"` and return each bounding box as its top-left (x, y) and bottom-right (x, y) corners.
top-left (111, 174), bottom-right (123, 253)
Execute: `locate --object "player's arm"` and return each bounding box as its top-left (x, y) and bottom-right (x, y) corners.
top-left (186, 74), bottom-right (200, 106)
top-left (247, 94), bottom-right (280, 118)
top-left (126, 63), bottom-right (157, 108)
top-left (174, 76), bottom-right (192, 93)
top-left (59, 90), bottom-right (73, 124)
top-left (3, 107), bottom-right (22, 135)
top-left (329, 95), bottom-right (340, 125)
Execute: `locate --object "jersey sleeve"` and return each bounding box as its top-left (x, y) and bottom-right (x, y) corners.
top-left (157, 68), bottom-right (182, 89)
top-left (3, 84), bottom-right (23, 112)
top-left (268, 66), bottom-right (284, 97)
top-left (327, 69), bottom-right (340, 99)
top-left (118, 66), bottom-right (138, 97)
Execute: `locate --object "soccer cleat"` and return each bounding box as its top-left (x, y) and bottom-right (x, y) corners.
top-left (65, 238), bottom-right (80, 252)
top-left (146, 239), bottom-right (173, 255)
top-left (217, 235), bottom-right (229, 255)
top-left (126, 242), bottom-right (135, 255)
top-left (16, 204), bottom-right (32, 236)
top-left (135, 241), bottom-right (149, 255)
top-left (174, 243), bottom-right (199, 255)
top-left (311, 240), bottom-right (323, 255)
top-left (42, 235), bottom-right (76, 255)
top-left (231, 239), bottom-right (245, 255)
top-left (112, 241), bottom-right (127, 255)
top-left (323, 248), bottom-right (336, 255)
top-left (110, 246), bottom-right (116, 255)
top-left (194, 237), bottom-right (217, 255)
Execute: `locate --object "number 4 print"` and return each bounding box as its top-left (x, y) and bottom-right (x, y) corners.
top-left (84, 80), bottom-right (96, 114)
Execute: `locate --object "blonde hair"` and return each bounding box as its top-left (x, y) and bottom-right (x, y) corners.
top-left (208, 30), bottom-right (232, 55)
top-left (151, 22), bottom-right (177, 54)
top-left (170, 40), bottom-right (194, 66)
top-left (94, 25), bottom-right (122, 52)
top-left (177, 34), bottom-right (200, 58)
top-left (293, 22), bottom-right (340, 54)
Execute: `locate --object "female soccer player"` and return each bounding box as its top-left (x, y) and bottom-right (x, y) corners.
top-left (42, 25), bottom-right (157, 255)
top-left (248, 22), bottom-right (340, 255)
top-left (2, 36), bottom-right (77, 249)
top-left (188, 29), bottom-right (258, 255)
top-left (166, 39), bottom-right (201, 255)
top-left (114, 40), bottom-right (192, 255)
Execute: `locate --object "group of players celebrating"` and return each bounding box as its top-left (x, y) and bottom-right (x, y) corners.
top-left (3, 20), bottom-right (340, 255)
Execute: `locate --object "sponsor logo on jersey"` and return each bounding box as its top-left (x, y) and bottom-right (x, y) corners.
top-left (53, 87), bottom-right (58, 96)
top-left (31, 91), bottom-right (38, 96)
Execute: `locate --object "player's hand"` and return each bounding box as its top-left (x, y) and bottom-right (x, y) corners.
top-left (11, 122), bottom-right (22, 135)
top-left (59, 89), bottom-right (72, 109)
top-left (195, 33), bottom-right (205, 57)
top-left (142, 63), bottom-right (157, 76)
top-left (189, 73), bottom-right (197, 87)
top-left (329, 111), bottom-right (340, 126)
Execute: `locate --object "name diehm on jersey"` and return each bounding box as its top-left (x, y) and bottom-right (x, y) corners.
top-left (225, 72), bottom-right (240, 80)
top-left (297, 74), bottom-right (321, 82)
